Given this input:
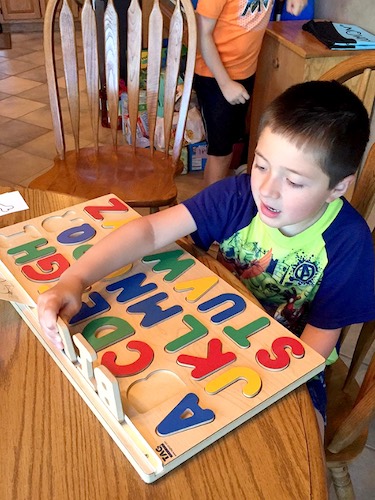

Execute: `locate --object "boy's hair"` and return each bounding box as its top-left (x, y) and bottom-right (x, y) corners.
top-left (259, 80), bottom-right (370, 188)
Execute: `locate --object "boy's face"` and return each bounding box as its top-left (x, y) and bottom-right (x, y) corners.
top-left (251, 127), bottom-right (345, 236)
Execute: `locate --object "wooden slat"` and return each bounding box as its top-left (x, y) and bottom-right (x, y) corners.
top-left (328, 354), bottom-right (375, 453)
top-left (319, 52), bottom-right (375, 116)
top-left (163, 0), bottom-right (182, 158)
top-left (82, 0), bottom-right (100, 151)
top-left (172, 0), bottom-right (197, 164)
top-left (104, 0), bottom-right (120, 147)
top-left (127, 0), bottom-right (142, 150)
top-left (351, 142), bottom-right (375, 229)
top-left (60, 0), bottom-right (80, 152)
top-left (344, 320), bottom-right (375, 390)
top-left (147, 0), bottom-right (163, 154)
top-left (44, 0), bottom-right (65, 159)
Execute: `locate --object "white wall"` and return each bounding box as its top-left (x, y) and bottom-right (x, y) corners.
top-left (315, 0), bottom-right (375, 152)
top-left (315, 0), bottom-right (375, 33)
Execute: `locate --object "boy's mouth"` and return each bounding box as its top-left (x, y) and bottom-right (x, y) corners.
top-left (260, 201), bottom-right (281, 218)
top-left (266, 205), bottom-right (280, 213)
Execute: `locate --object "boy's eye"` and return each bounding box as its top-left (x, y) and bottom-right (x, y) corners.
top-left (254, 164), bottom-right (266, 171)
top-left (287, 179), bottom-right (304, 188)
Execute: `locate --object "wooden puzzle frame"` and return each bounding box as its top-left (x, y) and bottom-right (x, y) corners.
top-left (0, 194), bottom-right (325, 483)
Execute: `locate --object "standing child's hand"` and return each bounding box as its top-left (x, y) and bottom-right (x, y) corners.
top-left (219, 80), bottom-right (250, 105)
top-left (37, 277), bottom-right (83, 349)
top-left (285, 0), bottom-right (308, 16)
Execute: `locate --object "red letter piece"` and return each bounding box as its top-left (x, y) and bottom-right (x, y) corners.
top-left (21, 253), bottom-right (70, 282)
top-left (177, 338), bottom-right (236, 380)
top-left (101, 340), bottom-right (154, 376)
top-left (256, 336), bottom-right (305, 371)
top-left (84, 198), bottom-right (129, 220)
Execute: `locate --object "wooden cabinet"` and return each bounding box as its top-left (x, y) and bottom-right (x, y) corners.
top-left (0, 0), bottom-right (44, 20)
top-left (248, 21), bottom-right (375, 163)
top-left (0, 0), bottom-right (78, 25)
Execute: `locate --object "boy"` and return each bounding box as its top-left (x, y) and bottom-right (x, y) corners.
top-left (194, 0), bottom-right (308, 186)
top-left (38, 81), bottom-right (375, 430)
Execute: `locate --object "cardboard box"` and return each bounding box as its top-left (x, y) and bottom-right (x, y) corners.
top-left (187, 140), bottom-right (208, 171)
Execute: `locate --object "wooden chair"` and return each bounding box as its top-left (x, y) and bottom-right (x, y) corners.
top-left (325, 351), bottom-right (375, 500)
top-left (29, 0), bottom-right (197, 212)
top-left (318, 52), bottom-right (375, 117)
top-left (318, 55), bottom-right (375, 499)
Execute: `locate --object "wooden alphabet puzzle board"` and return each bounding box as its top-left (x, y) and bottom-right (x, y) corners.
top-left (0, 194), bottom-right (325, 483)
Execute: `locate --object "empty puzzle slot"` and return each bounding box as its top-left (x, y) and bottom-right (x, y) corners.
top-left (127, 370), bottom-right (186, 413)
top-left (41, 211), bottom-right (83, 232)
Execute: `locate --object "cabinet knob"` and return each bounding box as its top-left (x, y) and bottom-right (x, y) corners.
top-left (272, 57), bottom-right (280, 69)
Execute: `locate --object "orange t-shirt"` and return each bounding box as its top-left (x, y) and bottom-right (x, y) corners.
top-left (195, 0), bottom-right (273, 80)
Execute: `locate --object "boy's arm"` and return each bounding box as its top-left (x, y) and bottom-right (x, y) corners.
top-left (300, 324), bottom-right (341, 360)
top-left (196, 14), bottom-right (250, 105)
top-left (37, 204), bottom-right (197, 347)
top-left (285, 0), bottom-right (308, 16)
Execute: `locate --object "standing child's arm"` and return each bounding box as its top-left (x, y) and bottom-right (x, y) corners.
top-left (37, 204), bottom-right (197, 347)
top-left (300, 324), bottom-right (341, 360)
top-left (196, 14), bottom-right (250, 105)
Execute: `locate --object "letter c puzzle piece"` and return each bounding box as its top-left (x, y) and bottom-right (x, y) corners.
top-left (101, 340), bottom-right (154, 377)
top-left (156, 393), bottom-right (215, 436)
top-left (255, 336), bottom-right (305, 371)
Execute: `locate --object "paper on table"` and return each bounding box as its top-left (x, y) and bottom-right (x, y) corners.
top-left (0, 191), bottom-right (29, 216)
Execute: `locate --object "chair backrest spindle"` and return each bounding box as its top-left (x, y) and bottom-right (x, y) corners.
top-left (163, 0), bottom-right (183, 159)
top-left (44, 0), bottom-right (65, 159)
top-left (147, 0), bottom-right (163, 155)
top-left (127, 0), bottom-right (142, 151)
top-left (104, 0), bottom-right (120, 148)
top-left (60, 0), bottom-right (80, 153)
top-left (82, 0), bottom-right (100, 152)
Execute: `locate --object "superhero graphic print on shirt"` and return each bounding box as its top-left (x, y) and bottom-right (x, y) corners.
top-left (217, 214), bottom-right (327, 336)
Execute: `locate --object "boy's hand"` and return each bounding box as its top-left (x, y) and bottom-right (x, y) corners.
top-left (37, 278), bottom-right (83, 349)
top-left (220, 80), bottom-right (250, 105)
top-left (285, 0), bottom-right (308, 16)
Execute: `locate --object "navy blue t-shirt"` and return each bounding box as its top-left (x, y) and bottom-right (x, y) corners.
top-left (183, 174), bottom-right (375, 335)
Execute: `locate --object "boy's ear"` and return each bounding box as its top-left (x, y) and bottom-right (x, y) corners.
top-left (326, 174), bottom-right (356, 202)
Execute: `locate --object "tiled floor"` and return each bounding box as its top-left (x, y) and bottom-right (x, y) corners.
top-left (0, 32), bottom-right (374, 499)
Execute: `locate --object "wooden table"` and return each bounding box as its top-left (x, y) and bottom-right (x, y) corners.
top-left (0, 187), bottom-right (328, 500)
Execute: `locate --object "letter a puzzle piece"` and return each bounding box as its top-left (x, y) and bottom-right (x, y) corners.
top-left (156, 393), bottom-right (215, 436)
top-left (173, 275), bottom-right (219, 302)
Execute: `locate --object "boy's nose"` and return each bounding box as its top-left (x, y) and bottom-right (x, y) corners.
top-left (259, 175), bottom-right (280, 198)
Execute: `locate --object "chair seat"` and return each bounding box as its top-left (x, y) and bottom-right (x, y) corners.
top-left (325, 358), bottom-right (369, 464)
top-left (29, 145), bottom-right (183, 208)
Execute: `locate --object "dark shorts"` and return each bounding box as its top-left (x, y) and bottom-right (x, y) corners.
top-left (307, 371), bottom-right (327, 424)
top-left (194, 74), bottom-right (255, 157)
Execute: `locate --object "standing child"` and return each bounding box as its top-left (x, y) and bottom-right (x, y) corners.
top-left (38, 81), bottom-right (375, 434)
top-left (194, 0), bottom-right (308, 186)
